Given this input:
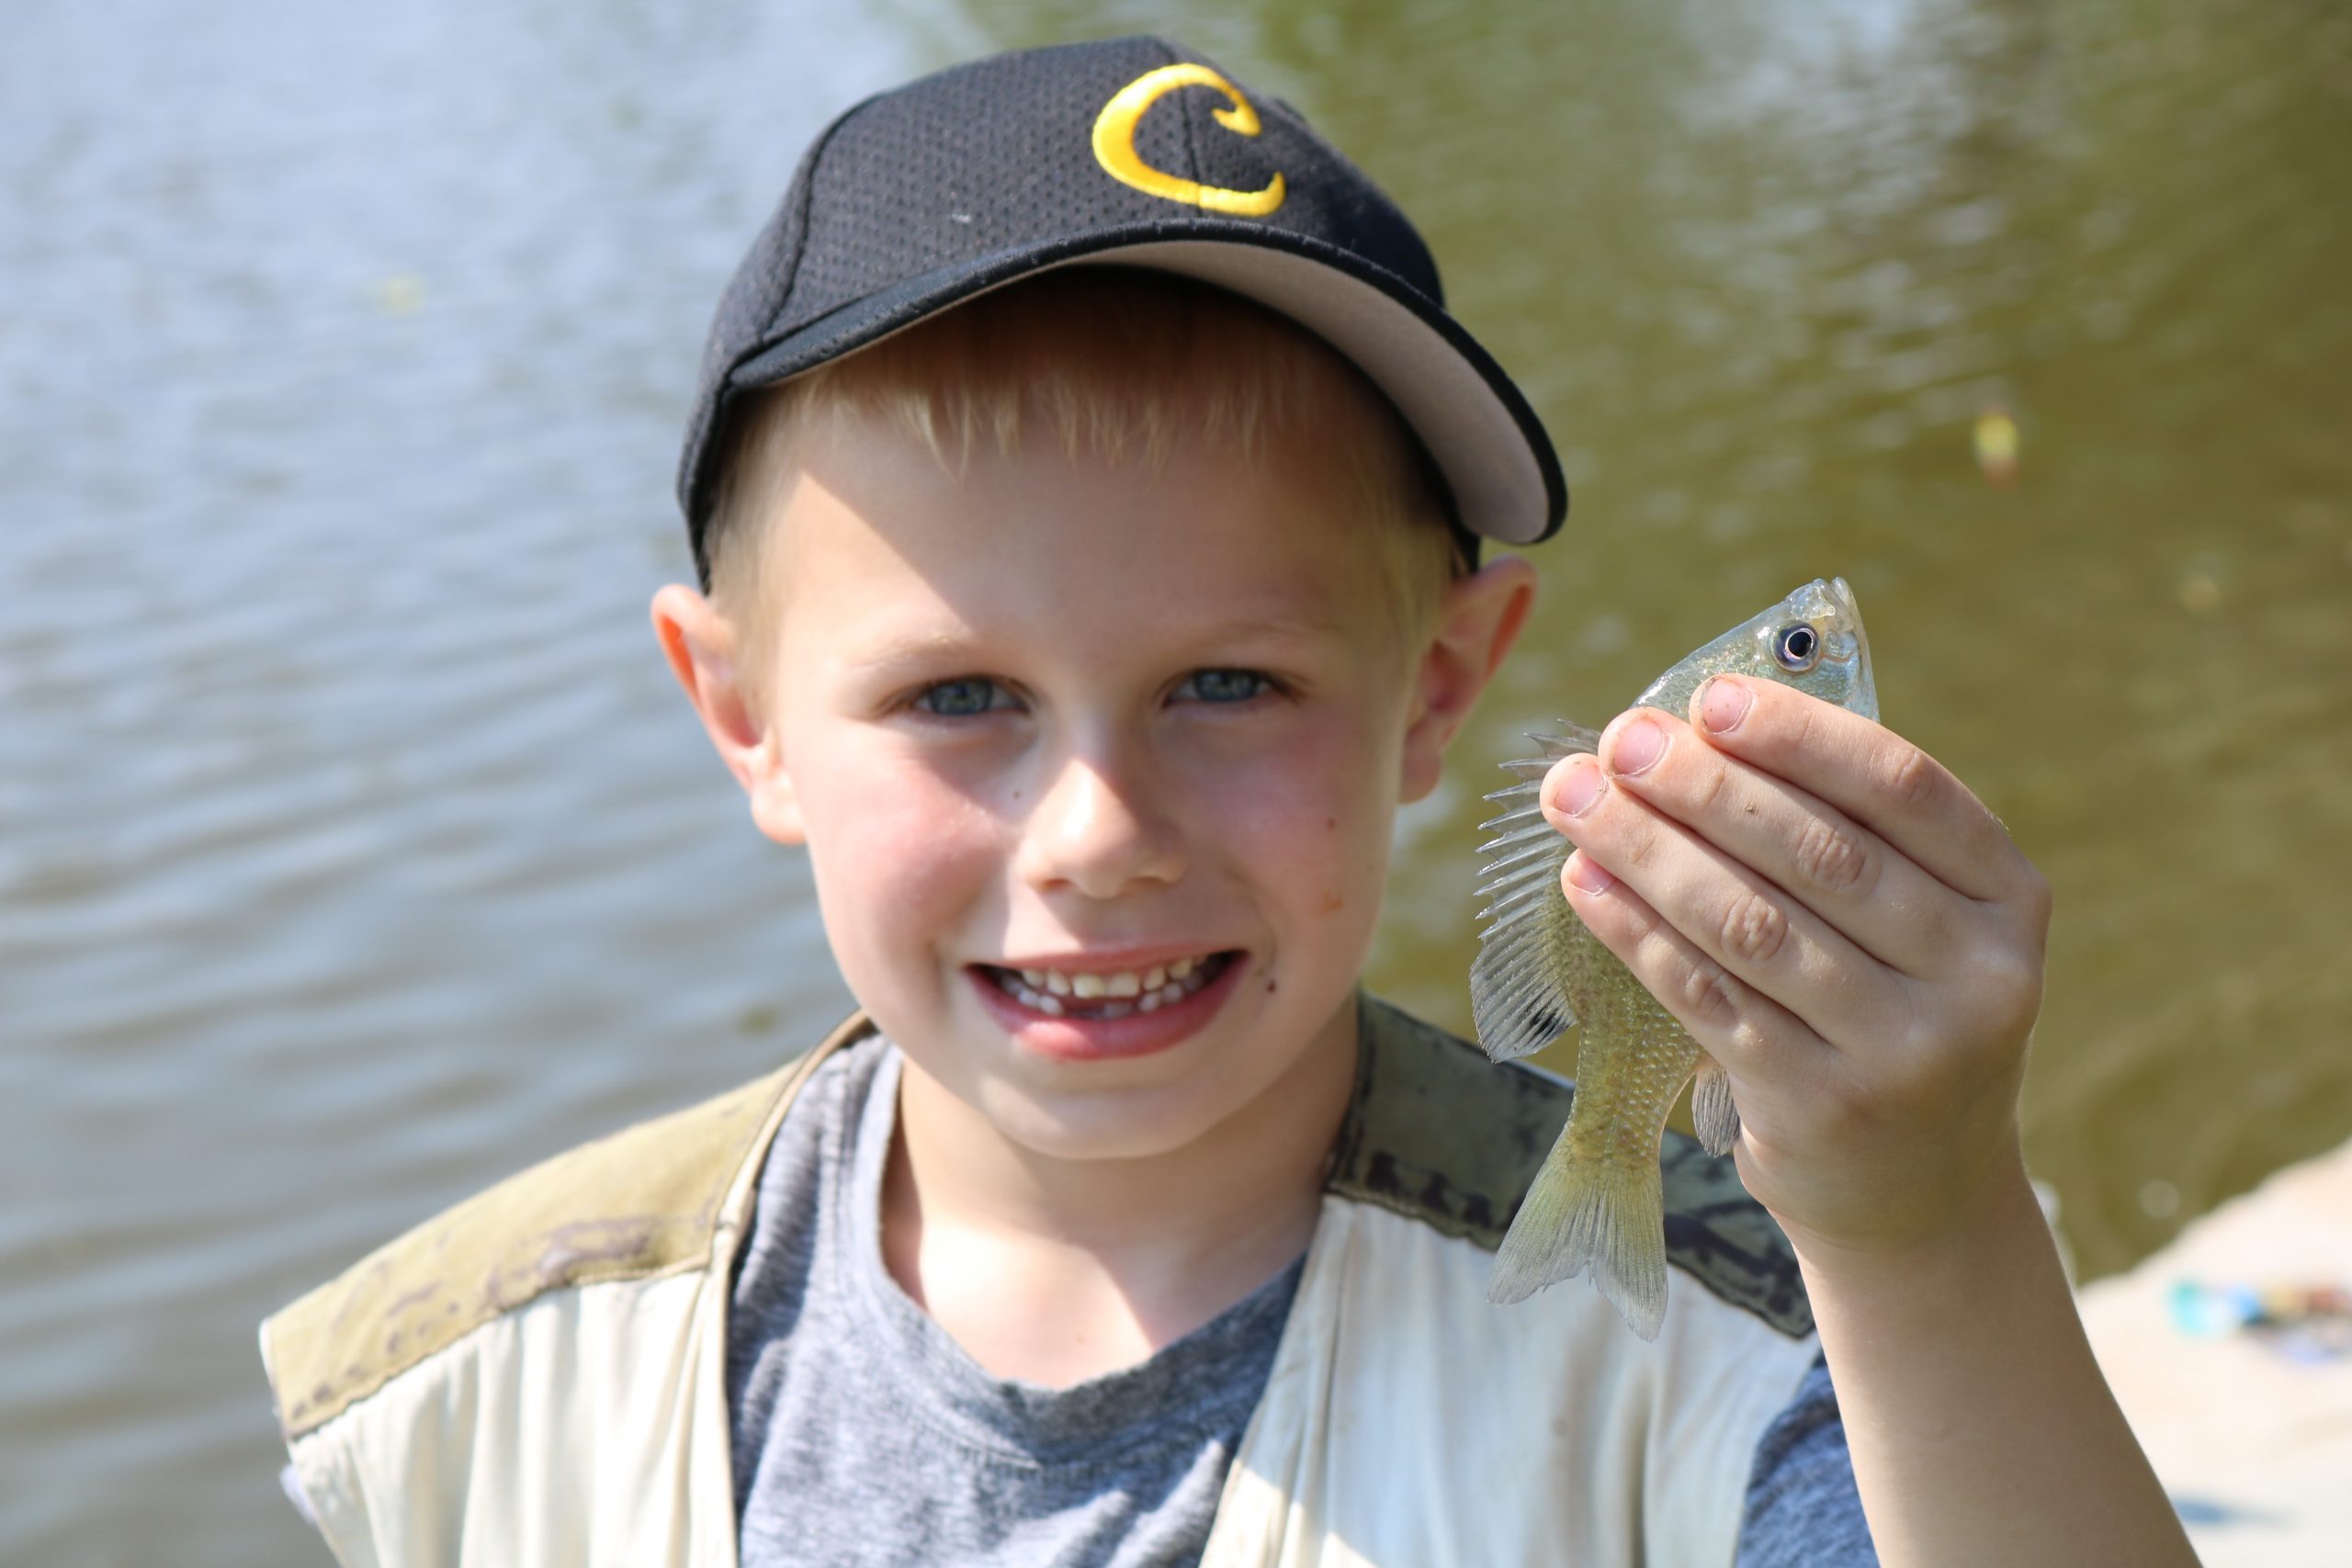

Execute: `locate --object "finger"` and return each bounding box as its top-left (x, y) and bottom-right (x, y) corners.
top-left (1689, 678), bottom-right (2035, 907)
top-left (1558, 845), bottom-right (1822, 1088)
top-left (1544, 754), bottom-right (1909, 1052)
top-left (1590, 706), bottom-right (1981, 981)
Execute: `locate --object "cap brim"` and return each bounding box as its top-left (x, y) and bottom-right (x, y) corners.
top-left (719, 225), bottom-right (1565, 548)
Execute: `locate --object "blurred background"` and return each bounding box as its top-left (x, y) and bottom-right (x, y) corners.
top-left (5, 0), bottom-right (2348, 1560)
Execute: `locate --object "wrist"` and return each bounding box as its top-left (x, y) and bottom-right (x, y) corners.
top-left (1784, 1155), bottom-right (2052, 1306)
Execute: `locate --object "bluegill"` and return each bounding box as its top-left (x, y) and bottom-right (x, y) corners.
top-left (1472, 578), bottom-right (1878, 1337)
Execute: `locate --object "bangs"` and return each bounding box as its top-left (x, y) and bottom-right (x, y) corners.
top-left (703, 268), bottom-right (1463, 711)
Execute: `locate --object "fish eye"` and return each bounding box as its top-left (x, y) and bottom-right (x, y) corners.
top-left (1773, 623), bottom-right (1822, 672)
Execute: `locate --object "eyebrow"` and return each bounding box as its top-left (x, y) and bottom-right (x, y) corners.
top-left (832, 612), bottom-right (1347, 674)
top-left (1203, 610), bottom-right (1351, 643)
top-left (833, 629), bottom-right (983, 673)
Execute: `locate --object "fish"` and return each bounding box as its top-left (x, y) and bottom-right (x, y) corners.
top-left (1472, 577), bottom-right (1879, 1337)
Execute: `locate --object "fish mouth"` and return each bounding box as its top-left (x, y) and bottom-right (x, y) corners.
top-left (1826, 576), bottom-right (1879, 722)
top-left (973, 951), bottom-right (1240, 1020)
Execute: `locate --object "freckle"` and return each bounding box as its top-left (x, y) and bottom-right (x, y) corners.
top-left (1319, 892), bottom-right (1344, 914)
top-left (1325, 817), bottom-right (1336, 830)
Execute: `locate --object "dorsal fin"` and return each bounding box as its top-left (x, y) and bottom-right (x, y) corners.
top-left (1469, 725), bottom-right (1599, 1062)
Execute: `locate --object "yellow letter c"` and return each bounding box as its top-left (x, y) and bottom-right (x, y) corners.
top-left (1091, 64), bottom-right (1286, 218)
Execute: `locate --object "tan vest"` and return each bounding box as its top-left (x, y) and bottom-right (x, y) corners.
top-left (263, 998), bottom-right (1821, 1567)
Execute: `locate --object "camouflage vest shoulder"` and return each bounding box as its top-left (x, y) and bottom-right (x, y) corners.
top-left (263, 1014), bottom-right (872, 1439)
top-left (1326, 996), bottom-right (1812, 1337)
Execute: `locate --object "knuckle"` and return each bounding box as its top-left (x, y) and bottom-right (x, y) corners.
top-left (2013, 863), bottom-right (2055, 926)
top-left (1988, 952), bottom-right (2047, 1034)
top-left (1611, 818), bottom-right (1660, 873)
top-left (1718, 888), bottom-right (1791, 966)
top-left (1791, 816), bottom-right (1875, 897)
top-left (1889, 990), bottom-right (1950, 1066)
top-left (1935, 949), bottom-right (2042, 1054)
top-left (1982, 930), bottom-right (2039, 992)
top-left (1909, 897), bottom-right (1963, 961)
top-left (1779, 694), bottom-right (1821, 755)
top-left (1686, 757), bottom-right (1735, 817)
top-left (1879, 742), bottom-right (1942, 811)
top-left (1675, 956), bottom-right (1743, 1031)
top-left (1727, 1019), bottom-right (1777, 1069)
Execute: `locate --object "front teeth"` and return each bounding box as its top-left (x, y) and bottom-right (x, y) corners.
top-left (993, 955), bottom-right (1224, 1016)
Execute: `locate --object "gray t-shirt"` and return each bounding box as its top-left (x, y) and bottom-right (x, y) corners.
top-left (727, 1040), bottom-right (1296, 1567)
top-left (726, 1034), bottom-right (1877, 1567)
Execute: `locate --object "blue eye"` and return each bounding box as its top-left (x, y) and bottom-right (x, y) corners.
top-left (914, 678), bottom-right (1013, 716)
top-left (1180, 669), bottom-right (1272, 704)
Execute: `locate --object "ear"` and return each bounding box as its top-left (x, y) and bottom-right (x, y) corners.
top-left (1398, 556), bottom-right (1538, 804)
top-left (649, 583), bottom-right (806, 845)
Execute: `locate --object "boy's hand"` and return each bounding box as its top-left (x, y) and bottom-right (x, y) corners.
top-left (1543, 677), bottom-right (2202, 1568)
top-left (1540, 675), bottom-right (2051, 1264)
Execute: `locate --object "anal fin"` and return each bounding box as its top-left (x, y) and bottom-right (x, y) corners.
top-left (1692, 1055), bottom-right (1741, 1158)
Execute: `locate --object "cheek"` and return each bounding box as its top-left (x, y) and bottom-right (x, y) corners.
top-left (1191, 716), bottom-right (1398, 907)
top-left (797, 740), bottom-right (1005, 959)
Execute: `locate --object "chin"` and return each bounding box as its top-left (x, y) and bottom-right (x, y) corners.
top-left (978, 1077), bottom-right (1243, 1164)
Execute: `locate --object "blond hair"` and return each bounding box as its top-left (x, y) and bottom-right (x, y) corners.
top-left (703, 268), bottom-right (1464, 713)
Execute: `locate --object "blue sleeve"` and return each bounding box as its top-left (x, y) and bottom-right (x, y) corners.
top-left (1735, 1354), bottom-right (1880, 1567)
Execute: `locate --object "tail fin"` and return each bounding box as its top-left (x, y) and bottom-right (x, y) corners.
top-left (1487, 1130), bottom-right (1668, 1341)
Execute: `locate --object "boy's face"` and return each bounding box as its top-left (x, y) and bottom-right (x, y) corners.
top-left (666, 412), bottom-right (1528, 1165)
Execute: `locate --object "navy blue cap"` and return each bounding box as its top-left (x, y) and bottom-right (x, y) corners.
top-left (679, 35), bottom-right (1566, 587)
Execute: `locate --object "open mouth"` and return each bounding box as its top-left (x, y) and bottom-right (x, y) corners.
top-left (977, 952), bottom-right (1239, 1020)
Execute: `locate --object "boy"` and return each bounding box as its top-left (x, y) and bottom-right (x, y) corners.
top-left (261, 37), bottom-right (2194, 1567)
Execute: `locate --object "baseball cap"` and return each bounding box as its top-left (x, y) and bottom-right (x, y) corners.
top-left (677, 35), bottom-right (1566, 588)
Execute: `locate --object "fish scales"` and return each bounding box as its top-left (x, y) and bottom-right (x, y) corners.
top-left (1473, 578), bottom-right (1879, 1338)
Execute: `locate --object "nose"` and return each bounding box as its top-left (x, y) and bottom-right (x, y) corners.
top-left (1014, 739), bottom-right (1185, 899)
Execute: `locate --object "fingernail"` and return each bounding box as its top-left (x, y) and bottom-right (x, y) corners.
top-left (1555, 757), bottom-right (1606, 818)
top-left (1700, 678), bottom-right (1752, 734)
top-left (1566, 852), bottom-right (1614, 894)
top-left (1609, 716), bottom-right (1664, 776)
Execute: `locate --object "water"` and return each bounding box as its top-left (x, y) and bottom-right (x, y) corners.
top-left (4, 0), bottom-right (2346, 1560)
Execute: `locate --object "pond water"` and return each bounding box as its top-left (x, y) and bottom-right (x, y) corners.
top-left (4, 0), bottom-right (2347, 1560)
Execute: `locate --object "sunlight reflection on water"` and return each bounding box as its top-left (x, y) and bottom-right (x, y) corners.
top-left (4, 0), bottom-right (2348, 1560)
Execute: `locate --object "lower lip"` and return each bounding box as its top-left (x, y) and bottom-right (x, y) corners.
top-left (967, 956), bottom-right (1246, 1063)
